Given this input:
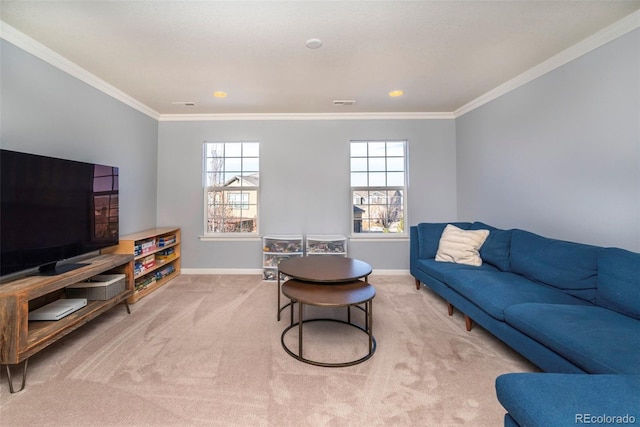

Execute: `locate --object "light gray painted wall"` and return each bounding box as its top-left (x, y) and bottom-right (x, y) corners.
top-left (7, 24), bottom-right (638, 272)
top-left (157, 119), bottom-right (457, 270)
top-left (0, 40), bottom-right (159, 235)
top-left (456, 29), bottom-right (640, 251)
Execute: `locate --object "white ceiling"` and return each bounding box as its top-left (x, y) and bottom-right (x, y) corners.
top-left (1, 1), bottom-right (640, 117)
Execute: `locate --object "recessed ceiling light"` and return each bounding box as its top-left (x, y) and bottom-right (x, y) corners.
top-left (389, 90), bottom-right (404, 97)
top-left (305, 38), bottom-right (323, 49)
top-left (213, 91), bottom-right (227, 98)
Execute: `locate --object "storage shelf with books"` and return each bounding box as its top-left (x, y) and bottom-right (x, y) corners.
top-left (262, 235), bottom-right (303, 281)
top-left (102, 227), bottom-right (181, 303)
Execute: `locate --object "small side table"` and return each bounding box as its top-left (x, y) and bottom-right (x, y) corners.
top-left (276, 256), bottom-right (372, 320)
top-left (280, 279), bottom-right (376, 367)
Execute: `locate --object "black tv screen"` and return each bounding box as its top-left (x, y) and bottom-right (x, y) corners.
top-left (1, 149), bottom-right (119, 278)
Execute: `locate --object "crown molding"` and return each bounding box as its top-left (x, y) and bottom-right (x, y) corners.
top-left (158, 112), bottom-right (454, 122)
top-left (0, 20), bottom-right (161, 120)
top-left (454, 9), bottom-right (640, 118)
top-left (3, 9), bottom-right (638, 123)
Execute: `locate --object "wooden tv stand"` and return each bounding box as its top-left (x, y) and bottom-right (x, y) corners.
top-left (0, 253), bottom-right (133, 393)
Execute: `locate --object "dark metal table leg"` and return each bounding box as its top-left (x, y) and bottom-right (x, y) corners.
top-left (368, 300), bottom-right (373, 352)
top-left (5, 359), bottom-right (28, 393)
top-left (277, 272), bottom-right (281, 321)
top-left (298, 302), bottom-right (304, 360)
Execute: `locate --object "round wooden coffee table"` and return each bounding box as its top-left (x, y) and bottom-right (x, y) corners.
top-left (276, 256), bottom-right (372, 320)
top-left (280, 279), bottom-right (376, 367)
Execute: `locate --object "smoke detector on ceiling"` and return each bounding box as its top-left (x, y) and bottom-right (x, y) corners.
top-left (305, 38), bottom-right (323, 49)
top-left (333, 100), bottom-right (357, 106)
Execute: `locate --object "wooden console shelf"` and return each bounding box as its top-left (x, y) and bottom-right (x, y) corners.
top-left (0, 253), bottom-right (133, 392)
top-left (102, 227), bottom-right (181, 304)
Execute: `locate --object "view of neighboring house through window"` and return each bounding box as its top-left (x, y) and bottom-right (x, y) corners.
top-left (204, 142), bottom-right (259, 234)
top-left (350, 140), bottom-right (406, 235)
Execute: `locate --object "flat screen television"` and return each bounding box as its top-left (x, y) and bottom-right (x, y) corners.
top-left (1, 149), bottom-right (119, 278)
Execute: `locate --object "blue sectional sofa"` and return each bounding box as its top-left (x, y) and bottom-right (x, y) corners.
top-left (410, 222), bottom-right (640, 425)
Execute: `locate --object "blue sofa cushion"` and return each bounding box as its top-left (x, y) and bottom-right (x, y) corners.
top-left (510, 230), bottom-right (598, 303)
top-left (597, 247), bottom-right (640, 321)
top-left (416, 222), bottom-right (471, 259)
top-left (470, 222), bottom-right (512, 272)
top-left (505, 303), bottom-right (640, 374)
top-left (443, 270), bottom-right (589, 321)
top-left (414, 258), bottom-right (497, 283)
top-left (496, 373), bottom-right (640, 427)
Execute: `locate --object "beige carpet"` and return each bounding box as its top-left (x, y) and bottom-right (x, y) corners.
top-left (0, 275), bottom-right (536, 426)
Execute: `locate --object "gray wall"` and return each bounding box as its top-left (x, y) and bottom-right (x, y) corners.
top-left (456, 29), bottom-right (640, 251)
top-left (0, 40), bottom-right (159, 235)
top-left (5, 26), bottom-right (639, 271)
top-left (157, 119), bottom-right (457, 270)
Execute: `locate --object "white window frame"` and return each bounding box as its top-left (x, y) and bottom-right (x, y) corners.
top-left (203, 141), bottom-right (260, 237)
top-left (350, 140), bottom-right (408, 238)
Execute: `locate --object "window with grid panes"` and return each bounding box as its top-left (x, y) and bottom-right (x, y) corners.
top-left (350, 140), bottom-right (406, 235)
top-left (204, 142), bottom-right (259, 235)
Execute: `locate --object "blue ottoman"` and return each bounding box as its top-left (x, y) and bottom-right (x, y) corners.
top-left (496, 373), bottom-right (640, 427)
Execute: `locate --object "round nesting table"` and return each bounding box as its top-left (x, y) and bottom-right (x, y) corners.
top-left (280, 279), bottom-right (376, 367)
top-left (276, 256), bottom-right (372, 320)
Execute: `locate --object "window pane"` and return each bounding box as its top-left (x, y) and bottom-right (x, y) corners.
top-left (351, 158), bottom-right (367, 171)
top-left (243, 157), bottom-right (259, 172)
top-left (243, 142), bottom-right (259, 157)
top-left (369, 157), bottom-right (386, 171)
top-left (387, 157), bottom-right (405, 171)
top-left (225, 143), bottom-right (242, 157)
top-left (386, 141), bottom-right (404, 157)
top-left (387, 172), bottom-right (405, 186)
top-left (224, 158), bottom-right (241, 172)
top-left (205, 172), bottom-right (216, 187)
top-left (368, 172), bottom-right (386, 186)
top-left (207, 143), bottom-right (224, 157)
top-left (207, 158), bottom-right (223, 174)
top-left (351, 172), bottom-right (367, 186)
top-left (222, 172), bottom-right (237, 183)
top-left (368, 142), bottom-right (386, 157)
top-left (351, 142), bottom-right (367, 157)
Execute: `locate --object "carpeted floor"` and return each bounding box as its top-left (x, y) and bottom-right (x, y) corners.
top-left (0, 274), bottom-right (537, 426)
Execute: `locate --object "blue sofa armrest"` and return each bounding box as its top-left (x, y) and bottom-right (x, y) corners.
top-left (496, 373), bottom-right (640, 427)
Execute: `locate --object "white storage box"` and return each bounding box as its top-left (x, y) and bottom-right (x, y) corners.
top-left (66, 274), bottom-right (126, 300)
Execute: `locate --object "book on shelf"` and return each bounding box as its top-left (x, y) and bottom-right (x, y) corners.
top-left (134, 275), bottom-right (156, 292)
top-left (154, 265), bottom-right (175, 280)
top-left (135, 238), bottom-right (157, 256)
top-left (155, 247), bottom-right (176, 262)
top-left (157, 235), bottom-right (176, 247)
top-left (142, 254), bottom-right (155, 269)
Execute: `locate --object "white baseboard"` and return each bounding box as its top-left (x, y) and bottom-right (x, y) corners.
top-left (181, 268), bottom-right (411, 276)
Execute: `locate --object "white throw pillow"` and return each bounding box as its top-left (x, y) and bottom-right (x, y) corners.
top-left (435, 224), bottom-right (490, 266)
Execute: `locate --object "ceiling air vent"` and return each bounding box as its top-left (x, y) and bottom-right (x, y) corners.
top-left (333, 100), bottom-right (357, 106)
top-left (171, 101), bottom-right (197, 107)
